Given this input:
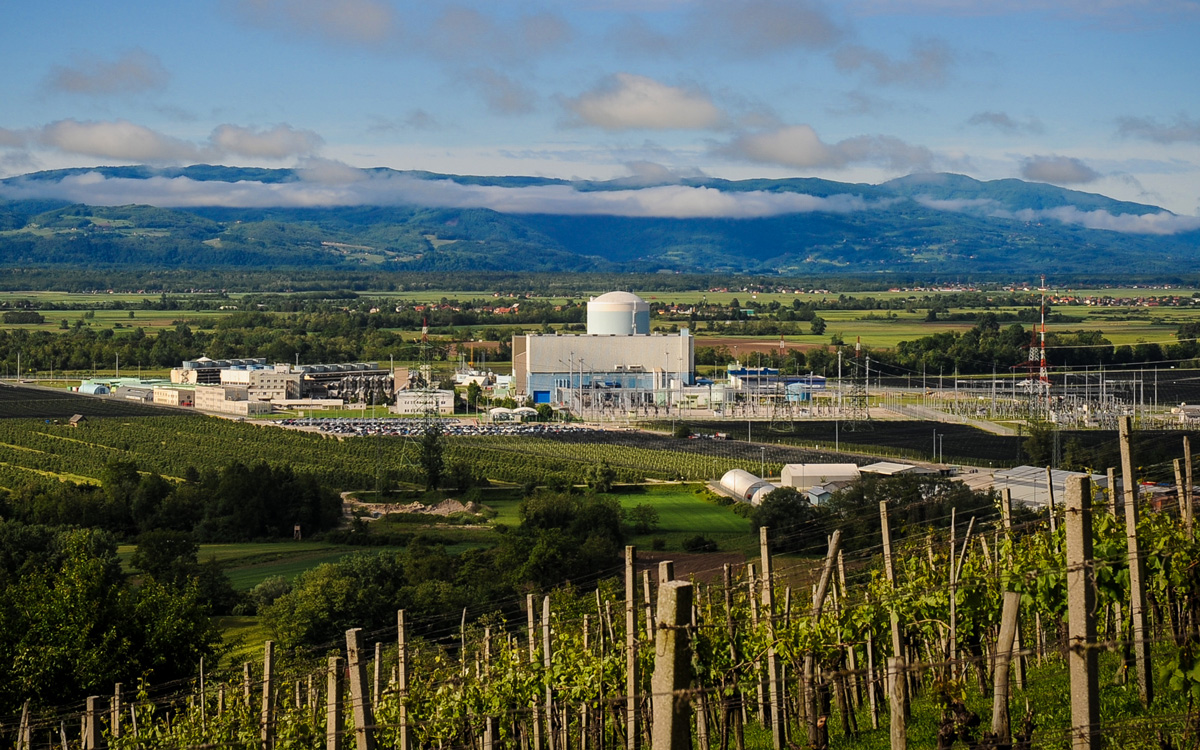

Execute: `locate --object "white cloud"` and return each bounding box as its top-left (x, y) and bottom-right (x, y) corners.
top-left (0, 171), bottom-right (876, 219)
top-left (39, 119), bottom-right (206, 162)
top-left (915, 195), bottom-right (1200, 235)
top-left (1116, 114), bottom-right (1200, 144)
top-left (562, 74), bottom-right (725, 131)
top-left (24, 119), bottom-right (322, 163)
top-left (1021, 155), bottom-right (1100, 184)
top-left (227, 0), bottom-right (396, 44)
top-left (1012, 206), bottom-right (1200, 234)
top-left (5, 170), bottom-right (1197, 234)
top-left (833, 38), bottom-right (956, 87)
top-left (0, 128), bottom-right (28, 148)
top-left (210, 124), bottom-right (323, 159)
top-left (717, 124), bottom-right (934, 171)
top-left (46, 49), bottom-right (169, 96)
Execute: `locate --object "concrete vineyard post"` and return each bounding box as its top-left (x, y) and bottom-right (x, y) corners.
top-left (345, 629), bottom-right (376, 750)
top-left (651, 581), bottom-right (694, 750)
top-left (1065, 475), bottom-right (1100, 749)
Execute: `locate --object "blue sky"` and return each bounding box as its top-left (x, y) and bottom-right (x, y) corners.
top-left (1, 0), bottom-right (1198, 217)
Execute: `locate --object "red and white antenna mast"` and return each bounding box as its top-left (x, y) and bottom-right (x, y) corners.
top-left (1039, 276), bottom-right (1050, 414)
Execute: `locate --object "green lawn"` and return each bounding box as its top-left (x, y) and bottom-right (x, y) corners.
top-left (119, 541), bottom-right (403, 591)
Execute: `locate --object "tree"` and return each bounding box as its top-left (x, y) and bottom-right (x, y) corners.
top-left (627, 504), bottom-right (660, 534)
top-left (810, 316), bottom-right (827, 335)
top-left (131, 529), bottom-right (199, 589)
top-left (586, 461), bottom-right (617, 493)
top-left (466, 381), bottom-right (483, 412)
top-left (751, 487), bottom-right (830, 554)
top-left (420, 423), bottom-right (445, 491)
top-left (0, 524), bottom-right (222, 713)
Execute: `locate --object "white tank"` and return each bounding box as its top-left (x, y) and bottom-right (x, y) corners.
top-left (587, 291), bottom-right (650, 336)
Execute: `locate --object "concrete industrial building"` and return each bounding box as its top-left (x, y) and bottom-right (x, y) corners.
top-left (194, 384), bottom-right (273, 416)
top-left (393, 389), bottom-right (455, 416)
top-left (512, 291), bottom-right (694, 410)
top-left (219, 364), bottom-right (301, 401)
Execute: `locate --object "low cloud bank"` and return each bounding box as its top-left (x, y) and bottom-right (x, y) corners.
top-left (916, 196), bottom-right (1200, 236)
top-left (2, 170), bottom-right (1196, 234)
top-left (0, 171), bottom-right (871, 219)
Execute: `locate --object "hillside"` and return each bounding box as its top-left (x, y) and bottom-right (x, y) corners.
top-left (1, 166), bottom-right (1197, 276)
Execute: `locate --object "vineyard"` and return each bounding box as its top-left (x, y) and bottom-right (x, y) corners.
top-left (8, 420), bottom-right (1200, 750)
top-left (0, 416), bottom-right (854, 494)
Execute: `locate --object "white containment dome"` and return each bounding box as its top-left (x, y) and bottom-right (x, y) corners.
top-left (720, 469), bottom-right (777, 505)
top-left (587, 291), bottom-right (650, 335)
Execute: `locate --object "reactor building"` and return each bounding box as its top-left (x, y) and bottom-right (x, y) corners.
top-left (512, 291), bottom-right (693, 413)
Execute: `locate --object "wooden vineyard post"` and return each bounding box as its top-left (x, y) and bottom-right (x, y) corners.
top-left (759, 527), bottom-right (783, 750)
top-left (865, 592), bottom-right (879, 730)
top-left (887, 657), bottom-right (907, 750)
top-left (626, 545), bottom-right (639, 750)
top-left (483, 716), bottom-right (499, 750)
top-left (244, 662), bottom-right (252, 706)
top-left (261, 641), bottom-right (275, 750)
top-left (18, 696), bottom-right (31, 748)
top-left (1045, 465), bottom-right (1058, 535)
top-left (1000, 489), bottom-right (1027, 691)
top-left (372, 642), bottom-right (382, 712)
top-left (397, 610), bottom-right (410, 750)
top-left (111, 683), bottom-right (122, 740)
top-left (948, 508), bottom-right (958, 678)
top-left (1176, 459), bottom-right (1188, 519)
top-left (327, 656), bottom-right (344, 750)
top-left (651, 581), bottom-right (694, 750)
top-left (644, 570), bottom-right (655, 640)
top-left (346, 629), bottom-right (377, 750)
top-left (805, 530), bottom-right (842, 747)
top-left (837, 552), bottom-right (860, 708)
top-left (528, 594), bottom-right (543, 750)
top-left (84, 696), bottom-right (100, 750)
top-left (879, 501), bottom-right (906, 716)
top-left (991, 591), bottom-right (1021, 743)
top-left (18, 701), bottom-right (31, 750)
top-left (722, 563), bottom-right (746, 750)
top-left (1119, 416), bottom-right (1153, 707)
top-left (543, 595), bottom-right (555, 750)
top-left (1065, 475), bottom-right (1100, 749)
top-left (1186, 436), bottom-right (1194, 537)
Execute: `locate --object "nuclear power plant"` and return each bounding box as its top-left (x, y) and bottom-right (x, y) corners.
top-left (512, 291), bottom-right (694, 416)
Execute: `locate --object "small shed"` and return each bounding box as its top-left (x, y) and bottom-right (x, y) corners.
top-left (68, 414), bottom-right (87, 428)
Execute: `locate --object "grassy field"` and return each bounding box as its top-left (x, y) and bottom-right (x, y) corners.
top-left (117, 541), bottom-right (403, 591)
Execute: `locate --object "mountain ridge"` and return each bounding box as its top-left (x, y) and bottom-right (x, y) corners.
top-left (0, 166), bottom-right (1196, 277)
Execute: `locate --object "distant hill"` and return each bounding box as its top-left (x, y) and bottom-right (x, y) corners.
top-left (0, 165), bottom-right (1196, 276)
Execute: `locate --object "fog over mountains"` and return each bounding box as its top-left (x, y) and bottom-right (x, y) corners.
top-left (1, 165), bottom-right (1198, 276)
